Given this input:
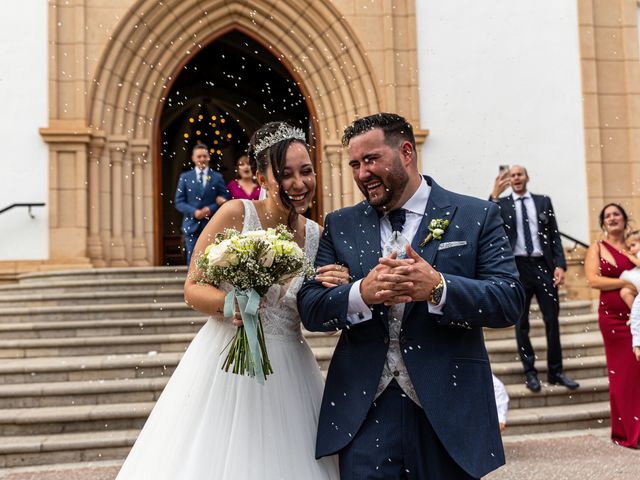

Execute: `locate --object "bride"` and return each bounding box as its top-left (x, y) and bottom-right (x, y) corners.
top-left (115, 122), bottom-right (347, 479)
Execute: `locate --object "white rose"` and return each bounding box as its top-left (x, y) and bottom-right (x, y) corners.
top-left (433, 228), bottom-right (445, 237)
top-left (243, 230), bottom-right (268, 239)
top-left (207, 240), bottom-right (233, 267)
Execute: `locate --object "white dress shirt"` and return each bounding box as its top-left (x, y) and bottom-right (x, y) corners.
top-left (347, 177), bottom-right (446, 322)
top-left (343, 177), bottom-right (447, 406)
top-left (194, 166), bottom-right (209, 187)
top-left (511, 191), bottom-right (543, 257)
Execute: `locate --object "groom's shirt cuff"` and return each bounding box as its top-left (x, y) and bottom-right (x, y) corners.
top-left (346, 279), bottom-right (372, 324)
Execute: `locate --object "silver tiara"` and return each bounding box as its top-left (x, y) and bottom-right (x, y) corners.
top-left (254, 124), bottom-right (306, 155)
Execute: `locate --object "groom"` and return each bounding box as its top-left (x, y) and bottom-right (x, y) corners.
top-left (298, 113), bottom-right (524, 479)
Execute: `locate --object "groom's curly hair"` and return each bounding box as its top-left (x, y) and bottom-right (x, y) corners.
top-left (341, 113), bottom-right (416, 152)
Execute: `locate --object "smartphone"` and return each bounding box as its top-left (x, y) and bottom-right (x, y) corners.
top-left (499, 164), bottom-right (510, 178)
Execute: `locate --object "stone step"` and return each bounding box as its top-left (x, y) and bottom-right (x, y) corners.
top-left (490, 355), bottom-right (607, 385)
top-left (0, 402), bottom-right (152, 436)
top-left (486, 331), bottom-right (604, 363)
top-left (0, 278), bottom-right (185, 295)
top-left (15, 267), bottom-right (187, 285)
top-left (0, 317), bottom-right (206, 340)
top-left (0, 430), bottom-right (138, 468)
top-left (0, 333), bottom-right (193, 359)
top-left (0, 378), bottom-right (168, 409)
top-left (0, 352), bottom-right (181, 385)
top-left (0, 289), bottom-right (185, 308)
top-left (503, 400), bottom-right (610, 435)
top-left (504, 376), bottom-right (609, 409)
top-left (0, 302), bottom-right (199, 323)
top-left (483, 312), bottom-right (599, 341)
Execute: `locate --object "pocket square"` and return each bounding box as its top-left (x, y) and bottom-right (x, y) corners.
top-left (438, 241), bottom-right (467, 251)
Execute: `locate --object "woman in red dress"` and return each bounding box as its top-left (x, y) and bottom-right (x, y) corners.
top-left (585, 203), bottom-right (640, 448)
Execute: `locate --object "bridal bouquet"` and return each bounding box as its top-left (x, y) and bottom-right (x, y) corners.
top-left (195, 226), bottom-right (314, 384)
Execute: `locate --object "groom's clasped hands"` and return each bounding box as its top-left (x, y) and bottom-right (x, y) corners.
top-left (362, 244), bottom-right (441, 306)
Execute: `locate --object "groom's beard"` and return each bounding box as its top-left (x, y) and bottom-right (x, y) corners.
top-left (357, 153), bottom-right (409, 213)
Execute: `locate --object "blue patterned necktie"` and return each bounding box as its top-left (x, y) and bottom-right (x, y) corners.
top-left (519, 197), bottom-right (534, 255)
top-left (388, 208), bottom-right (406, 234)
top-left (383, 209), bottom-right (408, 259)
top-left (198, 170), bottom-right (204, 186)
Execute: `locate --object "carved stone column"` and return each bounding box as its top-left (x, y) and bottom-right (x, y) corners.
top-left (122, 147), bottom-right (134, 263)
top-left (39, 126), bottom-right (93, 268)
top-left (130, 140), bottom-right (150, 266)
top-left (87, 133), bottom-right (106, 267)
top-left (323, 142), bottom-right (344, 214)
top-left (108, 136), bottom-right (128, 267)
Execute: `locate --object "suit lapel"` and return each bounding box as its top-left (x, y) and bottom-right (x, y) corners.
top-left (532, 194), bottom-right (544, 227)
top-left (404, 177), bottom-right (456, 321)
top-left (354, 203), bottom-right (382, 278)
top-left (353, 203), bottom-right (387, 331)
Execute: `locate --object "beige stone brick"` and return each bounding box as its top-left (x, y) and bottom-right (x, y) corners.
top-left (581, 59), bottom-right (598, 93)
top-left (577, 0), bottom-right (595, 25)
top-left (598, 94), bottom-right (630, 127)
top-left (594, 26), bottom-right (625, 60)
top-left (596, 60), bottom-right (628, 94)
top-left (592, 0), bottom-right (624, 27)
top-left (602, 161), bottom-right (634, 195)
top-left (599, 127), bottom-right (631, 162)
top-left (579, 26), bottom-right (596, 58)
top-left (582, 93), bottom-right (601, 128)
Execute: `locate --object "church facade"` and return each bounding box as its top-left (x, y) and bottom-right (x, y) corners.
top-left (0, 0), bottom-right (639, 292)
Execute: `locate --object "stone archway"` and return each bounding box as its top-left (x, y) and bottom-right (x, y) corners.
top-left (82, 0), bottom-right (382, 266)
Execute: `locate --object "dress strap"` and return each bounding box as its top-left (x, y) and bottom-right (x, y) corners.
top-left (304, 220), bottom-right (320, 264)
top-left (241, 200), bottom-right (263, 232)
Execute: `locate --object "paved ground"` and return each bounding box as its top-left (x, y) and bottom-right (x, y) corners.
top-left (0, 430), bottom-right (638, 479)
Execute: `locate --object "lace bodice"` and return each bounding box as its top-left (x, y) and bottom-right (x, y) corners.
top-left (215, 200), bottom-right (319, 339)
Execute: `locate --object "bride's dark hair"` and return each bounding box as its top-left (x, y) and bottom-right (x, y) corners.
top-left (247, 122), bottom-right (309, 230)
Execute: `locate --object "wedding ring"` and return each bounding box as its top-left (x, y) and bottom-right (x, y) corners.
top-left (338, 265), bottom-right (343, 272)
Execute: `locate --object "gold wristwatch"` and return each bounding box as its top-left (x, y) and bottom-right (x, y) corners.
top-left (428, 274), bottom-right (445, 305)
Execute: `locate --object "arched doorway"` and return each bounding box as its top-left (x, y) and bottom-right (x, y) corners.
top-left (82, 0), bottom-right (384, 268)
top-left (158, 30), bottom-right (315, 265)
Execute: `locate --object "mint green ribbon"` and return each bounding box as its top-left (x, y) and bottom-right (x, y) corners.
top-left (224, 288), bottom-right (265, 384)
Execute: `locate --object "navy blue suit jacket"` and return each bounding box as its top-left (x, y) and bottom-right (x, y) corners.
top-left (174, 168), bottom-right (230, 235)
top-left (493, 193), bottom-right (566, 272)
top-left (298, 177), bottom-right (524, 478)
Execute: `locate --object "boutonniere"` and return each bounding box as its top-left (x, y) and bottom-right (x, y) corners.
top-left (205, 175), bottom-right (212, 183)
top-left (419, 218), bottom-right (449, 247)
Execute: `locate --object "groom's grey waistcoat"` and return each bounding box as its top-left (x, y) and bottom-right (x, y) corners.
top-left (298, 176), bottom-right (524, 479)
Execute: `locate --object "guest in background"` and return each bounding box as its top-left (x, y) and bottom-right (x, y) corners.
top-left (490, 165), bottom-right (579, 392)
top-left (227, 154), bottom-right (261, 200)
top-left (175, 143), bottom-right (230, 265)
top-left (585, 203), bottom-right (640, 448)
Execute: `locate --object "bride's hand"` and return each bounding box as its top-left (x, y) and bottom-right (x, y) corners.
top-left (316, 264), bottom-right (351, 288)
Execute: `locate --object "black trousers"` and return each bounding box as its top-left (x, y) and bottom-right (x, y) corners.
top-left (339, 381), bottom-right (477, 480)
top-left (515, 256), bottom-right (563, 377)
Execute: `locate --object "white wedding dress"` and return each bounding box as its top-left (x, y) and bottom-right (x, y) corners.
top-left (116, 200), bottom-right (339, 479)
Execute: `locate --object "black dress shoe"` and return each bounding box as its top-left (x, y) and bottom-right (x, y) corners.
top-left (525, 372), bottom-right (541, 392)
top-left (548, 372), bottom-right (580, 390)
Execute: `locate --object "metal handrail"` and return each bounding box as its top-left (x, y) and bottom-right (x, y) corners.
top-left (0, 203), bottom-right (46, 219)
top-left (559, 231), bottom-right (589, 250)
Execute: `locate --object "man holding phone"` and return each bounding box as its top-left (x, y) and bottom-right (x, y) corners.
top-left (490, 165), bottom-right (579, 392)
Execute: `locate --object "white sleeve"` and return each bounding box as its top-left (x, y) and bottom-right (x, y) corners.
top-left (630, 295), bottom-right (640, 349)
top-left (346, 280), bottom-right (373, 325)
top-left (492, 374), bottom-right (509, 424)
